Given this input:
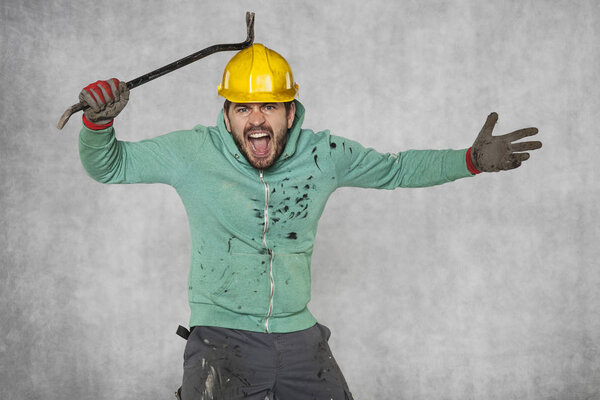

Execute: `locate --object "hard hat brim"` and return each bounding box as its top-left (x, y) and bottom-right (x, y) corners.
top-left (218, 84), bottom-right (299, 103)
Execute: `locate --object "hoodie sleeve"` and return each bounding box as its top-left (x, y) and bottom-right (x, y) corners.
top-left (78, 125), bottom-right (205, 186)
top-left (328, 135), bottom-right (475, 189)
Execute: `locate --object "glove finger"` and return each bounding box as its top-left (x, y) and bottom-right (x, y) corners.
top-left (107, 78), bottom-right (120, 102)
top-left (91, 81), bottom-right (108, 104)
top-left (503, 152), bottom-right (530, 170)
top-left (97, 81), bottom-right (114, 103)
top-left (504, 159), bottom-right (521, 170)
top-left (510, 141), bottom-right (542, 152)
top-left (511, 152), bottom-right (531, 162)
top-left (86, 85), bottom-right (107, 112)
top-left (79, 87), bottom-right (101, 113)
top-left (475, 112), bottom-right (499, 141)
top-left (500, 127), bottom-right (539, 142)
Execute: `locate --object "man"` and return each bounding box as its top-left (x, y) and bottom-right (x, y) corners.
top-left (77, 44), bottom-right (541, 400)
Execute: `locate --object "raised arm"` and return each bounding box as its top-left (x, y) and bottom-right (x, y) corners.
top-left (77, 79), bottom-right (202, 186)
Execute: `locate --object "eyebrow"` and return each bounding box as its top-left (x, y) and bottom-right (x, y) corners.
top-left (234, 103), bottom-right (277, 108)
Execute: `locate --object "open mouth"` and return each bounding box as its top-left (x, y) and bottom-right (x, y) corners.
top-left (247, 130), bottom-right (272, 158)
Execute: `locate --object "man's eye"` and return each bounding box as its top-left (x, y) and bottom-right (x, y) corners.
top-left (264, 105), bottom-right (275, 111)
top-left (237, 107), bottom-right (248, 113)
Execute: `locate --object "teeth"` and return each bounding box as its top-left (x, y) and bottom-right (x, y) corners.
top-left (248, 132), bottom-right (269, 138)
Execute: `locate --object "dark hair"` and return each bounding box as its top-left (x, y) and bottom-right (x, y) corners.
top-left (223, 100), bottom-right (294, 116)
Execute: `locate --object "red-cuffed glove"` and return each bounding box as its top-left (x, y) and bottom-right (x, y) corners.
top-left (470, 112), bottom-right (542, 172)
top-left (79, 78), bottom-right (129, 130)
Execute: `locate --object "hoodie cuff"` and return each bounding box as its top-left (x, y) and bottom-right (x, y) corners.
top-left (82, 114), bottom-right (114, 130)
top-left (466, 147), bottom-right (481, 175)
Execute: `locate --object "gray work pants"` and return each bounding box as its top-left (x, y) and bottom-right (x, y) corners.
top-left (178, 323), bottom-right (353, 400)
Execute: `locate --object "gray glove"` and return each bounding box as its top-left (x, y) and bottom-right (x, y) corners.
top-left (79, 78), bottom-right (130, 125)
top-left (471, 112), bottom-right (542, 172)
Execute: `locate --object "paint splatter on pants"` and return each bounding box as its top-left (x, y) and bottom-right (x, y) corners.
top-left (178, 323), bottom-right (353, 400)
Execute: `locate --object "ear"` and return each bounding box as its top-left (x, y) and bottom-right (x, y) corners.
top-left (223, 108), bottom-right (231, 132)
top-left (287, 102), bottom-right (296, 129)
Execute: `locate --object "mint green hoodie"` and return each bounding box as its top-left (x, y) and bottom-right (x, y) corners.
top-left (79, 100), bottom-right (474, 333)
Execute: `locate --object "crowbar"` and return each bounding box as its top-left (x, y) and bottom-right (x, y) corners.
top-left (57, 11), bottom-right (255, 130)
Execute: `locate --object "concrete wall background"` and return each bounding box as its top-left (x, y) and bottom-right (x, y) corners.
top-left (1, 1), bottom-right (598, 399)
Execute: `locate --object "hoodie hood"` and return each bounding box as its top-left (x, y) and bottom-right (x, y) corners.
top-left (215, 99), bottom-right (306, 169)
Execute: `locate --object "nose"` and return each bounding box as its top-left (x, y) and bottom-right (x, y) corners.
top-left (248, 106), bottom-right (266, 126)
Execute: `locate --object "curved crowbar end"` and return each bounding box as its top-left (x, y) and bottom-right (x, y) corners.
top-left (245, 12), bottom-right (255, 45)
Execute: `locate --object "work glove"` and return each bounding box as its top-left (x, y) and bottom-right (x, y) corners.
top-left (471, 112), bottom-right (542, 172)
top-left (79, 78), bottom-right (129, 128)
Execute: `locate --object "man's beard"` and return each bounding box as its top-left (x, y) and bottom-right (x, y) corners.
top-left (232, 125), bottom-right (288, 170)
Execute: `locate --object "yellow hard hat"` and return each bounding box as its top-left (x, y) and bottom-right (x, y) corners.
top-left (217, 43), bottom-right (299, 103)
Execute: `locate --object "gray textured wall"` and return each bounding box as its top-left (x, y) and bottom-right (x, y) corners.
top-left (1, 1), bottom-right (599, 399)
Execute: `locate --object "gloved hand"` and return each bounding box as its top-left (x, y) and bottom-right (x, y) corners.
top-left (471, 112), bottom-right (542, 172)
top-left (79, 78), bottom-right (129, 128)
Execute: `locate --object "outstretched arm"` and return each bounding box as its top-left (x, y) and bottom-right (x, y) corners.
top-left (329, 135), bottom-right (474, 189)
top-left (330, 112), bottom-right (542, 189)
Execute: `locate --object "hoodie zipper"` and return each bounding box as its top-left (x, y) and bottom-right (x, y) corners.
top-left (259, 170), bottom-right (275, 332)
